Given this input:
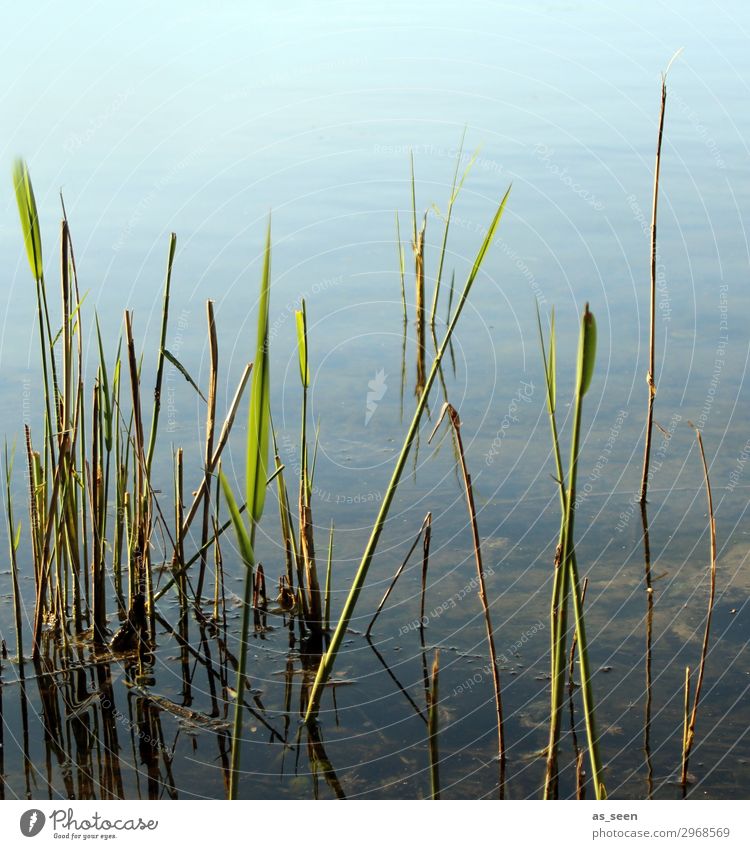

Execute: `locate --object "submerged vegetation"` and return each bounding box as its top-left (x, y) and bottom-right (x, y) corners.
top-left (0, 80), bottom-right (728, 798)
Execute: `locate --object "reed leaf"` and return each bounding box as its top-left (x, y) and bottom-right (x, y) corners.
top-left (246, 218), bottom-right (272, 523)
top-left (218, 466), bottom-right (254, 569)
top-left (12, 158), bottom-right (43, 283)
top-left (162, 348), bottom-right (207, 402)
top-left (295, 300), bottom-right (309, 388)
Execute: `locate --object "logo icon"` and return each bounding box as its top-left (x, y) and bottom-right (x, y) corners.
top-left (365, 368), bottom-right (387, 425)
top-left (20, 810), bottom-right (46, 837)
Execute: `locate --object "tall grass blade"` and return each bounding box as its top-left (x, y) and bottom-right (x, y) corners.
top-left (12, 159), bottom-right (43, 283)
top-left (246, 219), bottom-right (272, 524)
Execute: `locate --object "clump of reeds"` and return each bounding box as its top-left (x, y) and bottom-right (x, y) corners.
top-left (537, 302), bottom-right (606, 800)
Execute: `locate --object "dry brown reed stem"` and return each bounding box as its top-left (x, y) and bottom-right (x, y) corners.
top-left (429, 403), bottom-right (505, 789)
top-left (124, 311), bottom-right (150, 640)
top-left (24, 426), bottom-right (42, 656)
top-left (681, 426), bottom-right (717, 786)
top-left (419, 512), bottom-right (432, 645)
top-left (175, 449), bottom-right (187, 612)
top-left (414, 214), bottom-right (427, 397)
top-left (640, 68), bottom-right (671, 504)
top-left (89, 382), bottom-right (106, 644)
top-left (365, 512), bottom-right (431, 637)
top-left (299, 497), bottom-right (321, 628)
top-left (60, 220), bottom-right (73, 432)
top-left (196, 300), bottom-right (219, 605)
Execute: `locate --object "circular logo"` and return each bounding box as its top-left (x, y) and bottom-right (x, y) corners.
top-left (20, 810), bottom-right (46, 837)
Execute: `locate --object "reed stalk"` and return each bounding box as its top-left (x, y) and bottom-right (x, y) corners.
top-left (196, 300), bottom-right (219, 605)
top-left (145, 233), bottom-right (177, 476)
top-left (324, 522), bottom-right (334, 632)
top-left (640, 52), bottom-right (680, 503)
top-left (396, 212), bottom-right (407, 323)
top-left (4, 443), bottom-right (24, 659)
top-left (429, 132), bottom-right (477, 326)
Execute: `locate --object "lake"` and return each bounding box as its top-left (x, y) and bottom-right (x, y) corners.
top-left (1, 1), bottom-right (749, 800)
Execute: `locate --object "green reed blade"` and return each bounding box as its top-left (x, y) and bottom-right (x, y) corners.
top-left (218, 466), bottom-right (254, 569)
top-left (12, 159), bottom-right (43, 283)
top-left (295, 299), bottom-right (310, 388)
top-left (246, 218), bottom-right (272, 524)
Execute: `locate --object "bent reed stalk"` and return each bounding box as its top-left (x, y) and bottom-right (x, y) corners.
top-left (681, 425), bottom-right (717, 787)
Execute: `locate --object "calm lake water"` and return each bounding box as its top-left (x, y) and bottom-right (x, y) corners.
top-left (1, 1), bottom-right (750, 799)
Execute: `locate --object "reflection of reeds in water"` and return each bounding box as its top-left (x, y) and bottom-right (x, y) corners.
top-left (680, 425), bottom-right (717, 789)
top-left (640, 503), bottom-right (655, 798)
top-left (427, 649), bottom-right (441, 800)
top-left (429, 404), bottom-right (505, 795)
top-left (365, 513), bottom-right (431, 638)
top-left (414, 213), bottom-right (427, 398)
